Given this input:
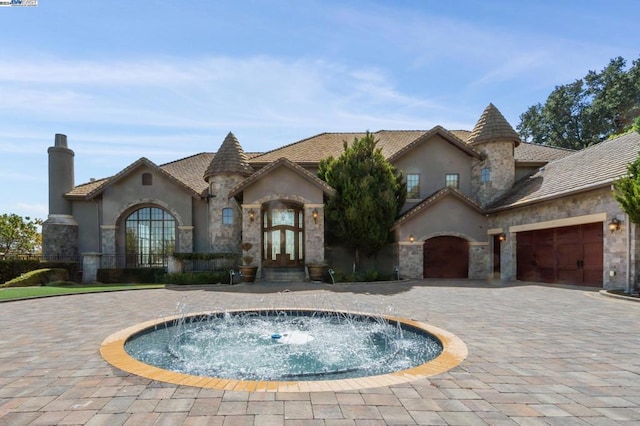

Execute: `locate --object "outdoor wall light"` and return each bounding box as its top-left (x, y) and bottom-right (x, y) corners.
top-left (248, 209), bottom-right (255, 222)
top-left (609, 217), bottom-right (620, 232)
top-left (498, 233), bottom-right (507, 241)
top-left (409, 234), bottom-right (415, 243)
top-left (312, 208), bottom-right (319, 223)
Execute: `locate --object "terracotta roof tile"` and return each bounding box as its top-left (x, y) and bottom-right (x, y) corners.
top-left (488, 131), bottom-right (640, 211)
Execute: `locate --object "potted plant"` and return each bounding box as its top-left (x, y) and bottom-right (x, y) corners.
top-left (239, 242), bottom-right (258, 283)
top-left (306, 262), bottom-right (328, 282)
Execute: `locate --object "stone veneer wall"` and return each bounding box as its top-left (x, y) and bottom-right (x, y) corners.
top-left (471, 141), bottom-right (515, 207)
top-left (209, 174), bottom-right (244, 253)
top-left (397, 242), bottom-right (422, 279)
top-left (397, 239), bottom-right (488, 280)
top-left (42, 214), bottom-right (78, 260)
top-left (469, 243), bottom-right (489, 279)
top-left (304, 204), bottom-right (325, 265)
top-left (489, 187), bottom-right (628, 289)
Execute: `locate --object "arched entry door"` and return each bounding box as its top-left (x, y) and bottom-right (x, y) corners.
top-left (423, 236), bottom-right (469, 278)
top-left (262, 202), bottom-right (304, 267)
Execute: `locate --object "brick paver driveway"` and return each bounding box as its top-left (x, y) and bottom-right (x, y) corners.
top-left (1, 280), bottom-right (639, 425)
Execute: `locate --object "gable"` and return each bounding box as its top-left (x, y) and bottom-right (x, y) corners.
top-left (394, 191), bottom-right (487, 242)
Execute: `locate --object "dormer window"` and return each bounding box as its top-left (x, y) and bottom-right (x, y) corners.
top-left (142, 173), bottom-right (152, 186)
top-left (445, 173), bottom-right (459, 189)
top-left (481, 168), bottom-right (490, 182)
top-left (406, 174), bottom-right (420, 198)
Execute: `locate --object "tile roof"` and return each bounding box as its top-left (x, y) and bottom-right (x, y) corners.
top-left (488, 131), bottom-right (640, 211)
top-left (468, 103), bottom-right (521, 146)
top-left (249, 130), bottom-right (428, 165)
top-left (204, 132), bottom-right (253, 180)
top-left (514, 142), bottom-right (574, 163)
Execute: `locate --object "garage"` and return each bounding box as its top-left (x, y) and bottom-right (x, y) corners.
top-left (423, 236), bottom-right (469, 278)
top-left (516, 222), bottom-right (603, 286)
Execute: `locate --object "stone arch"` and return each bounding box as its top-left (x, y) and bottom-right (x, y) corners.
top-left (111, 198), bottom-right (185, 227)
top-left (253, 193), bottom-right (313, 206)
top-left (418, 231), bottom-right (477, 244)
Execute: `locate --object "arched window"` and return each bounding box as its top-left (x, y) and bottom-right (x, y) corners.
top-left (125, 207), bottom-right (176, 267)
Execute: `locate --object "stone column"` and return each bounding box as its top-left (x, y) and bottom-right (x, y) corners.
top-left (501, 231), bottom-right (516, 281)
top-left (469, 242), bottom-right (488, 279)
top-left (100, 225), bottom-right (117, 268)
top-left (167, 254), bottom-right (184, 274)
top-left (304, 204), bottom-right (325, 265)
top-left (177, 226), bottom-right (194, 253)
top-left (82, 252), bottom-right (101, 284)
top-left (398, 241), bottom-right (423, 279)
top-left (241, 203), bottom-right (262, 275)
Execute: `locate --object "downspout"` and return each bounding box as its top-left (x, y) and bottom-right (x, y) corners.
top-left (627, 213), bottom-right (632, 294)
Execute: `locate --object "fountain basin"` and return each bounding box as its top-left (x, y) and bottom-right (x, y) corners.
top-left (101, 308), bottom-right (467, 392)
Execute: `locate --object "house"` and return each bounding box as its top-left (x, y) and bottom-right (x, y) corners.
top-left (42, 104), bottom-right (640, 290)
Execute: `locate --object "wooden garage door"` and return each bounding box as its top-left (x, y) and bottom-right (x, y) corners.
top-left (423, 236), bottom-right (469, 278)
top-left (517, 222), bottom-right (603, 286)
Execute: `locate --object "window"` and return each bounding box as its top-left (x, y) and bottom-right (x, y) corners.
top-left (125, 207), bottom-right (175, 267)
top-left (222, 207), bottom-right (234, 225)
top-left (142, 173), bottom-right (152, 186)
top-left (445, 173), bottom-right (459, 189)
top-left (406, 174), bottom-right (420, 198)
top-left (481, 168), bottom-right (490, 182)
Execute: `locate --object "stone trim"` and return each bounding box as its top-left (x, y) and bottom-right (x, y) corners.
top-left (487, 228), bottom-right (503, 235)
top-left (469, 241), bottom-right (489, 246)
top-left (101, 225), bottom-right (118, 230)
top-left (110, 198), bottom-right (185, 226)
top-left (177, 226), bottom-right (194, 230)
top-left (509, 213), bottom-right (607, 233)
top-left (254, 193), bottom-right (312, 205)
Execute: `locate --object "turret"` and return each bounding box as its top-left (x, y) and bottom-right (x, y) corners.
top-left (469, 104), bottom-right (520, 207)
top-left (204, 132), bottom-right (253, 252)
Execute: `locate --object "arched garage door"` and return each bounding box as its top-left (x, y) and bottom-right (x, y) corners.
top-left (423, 236), bottom-right (469, 278)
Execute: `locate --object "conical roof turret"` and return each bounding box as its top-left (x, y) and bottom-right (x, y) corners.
top-left (204, 132), bottom-right (253, 181)
top-left (468, 103), bottom-right (520, 146)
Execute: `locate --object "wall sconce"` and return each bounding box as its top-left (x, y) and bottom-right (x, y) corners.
top-left (609, 217), bottom-right (620, 232)
top-left (409, 234), bottom-right (415, 243)
top-left (498, 233), bottom-right (507, 241)
top-left (312, 208), bottom-right (319, 224)
top-left (248, 209), bottom-right (255, 222)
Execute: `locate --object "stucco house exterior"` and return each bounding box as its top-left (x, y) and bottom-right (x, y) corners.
top-left (42, 104), bottom-right (640, 291)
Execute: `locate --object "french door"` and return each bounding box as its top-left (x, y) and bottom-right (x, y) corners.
top-left (262, 203), bottom-right (304, 267)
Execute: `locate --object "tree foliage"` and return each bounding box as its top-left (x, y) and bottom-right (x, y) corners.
top-left (318, 132), bottom-right (406, 268)
top-left (0, 214), bottom-right (42, 256)
top-left (517, 56), bottom-right (640, 149)
top-left (614, 152), bottom-right (640, 225)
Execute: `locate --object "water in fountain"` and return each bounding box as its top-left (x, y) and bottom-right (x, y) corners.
top-left (125, 304), bottom-right (443, 381)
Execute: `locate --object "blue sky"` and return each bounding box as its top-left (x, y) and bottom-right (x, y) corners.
top-left (1, 0), bottom-right (638, 220)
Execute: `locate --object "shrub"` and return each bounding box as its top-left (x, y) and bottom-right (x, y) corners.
top-left (0, 259), bottom-right (80, 284)
top-left (1, 268), bottom-right (70, 288)
top-left (162, 271), bottom-right (231, 285)
top-left (97, 268), bottom-right (165, 284)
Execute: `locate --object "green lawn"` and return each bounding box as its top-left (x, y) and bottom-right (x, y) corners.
top-left (0, 284), bottom-right (165, 301)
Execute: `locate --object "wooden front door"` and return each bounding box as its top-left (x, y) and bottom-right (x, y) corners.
top-left (516, 222), bottom-right (603, 286)
top-left (423, 236), bottom-right (469, 278)
top-left (262, 203), bottom-right (304, 267)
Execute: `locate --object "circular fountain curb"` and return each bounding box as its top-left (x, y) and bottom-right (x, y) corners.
top-left (100, 309), bottom-right (468, 392)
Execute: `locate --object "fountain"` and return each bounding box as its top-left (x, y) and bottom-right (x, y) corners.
top-left (102, 302), bottom-right (467, 391)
